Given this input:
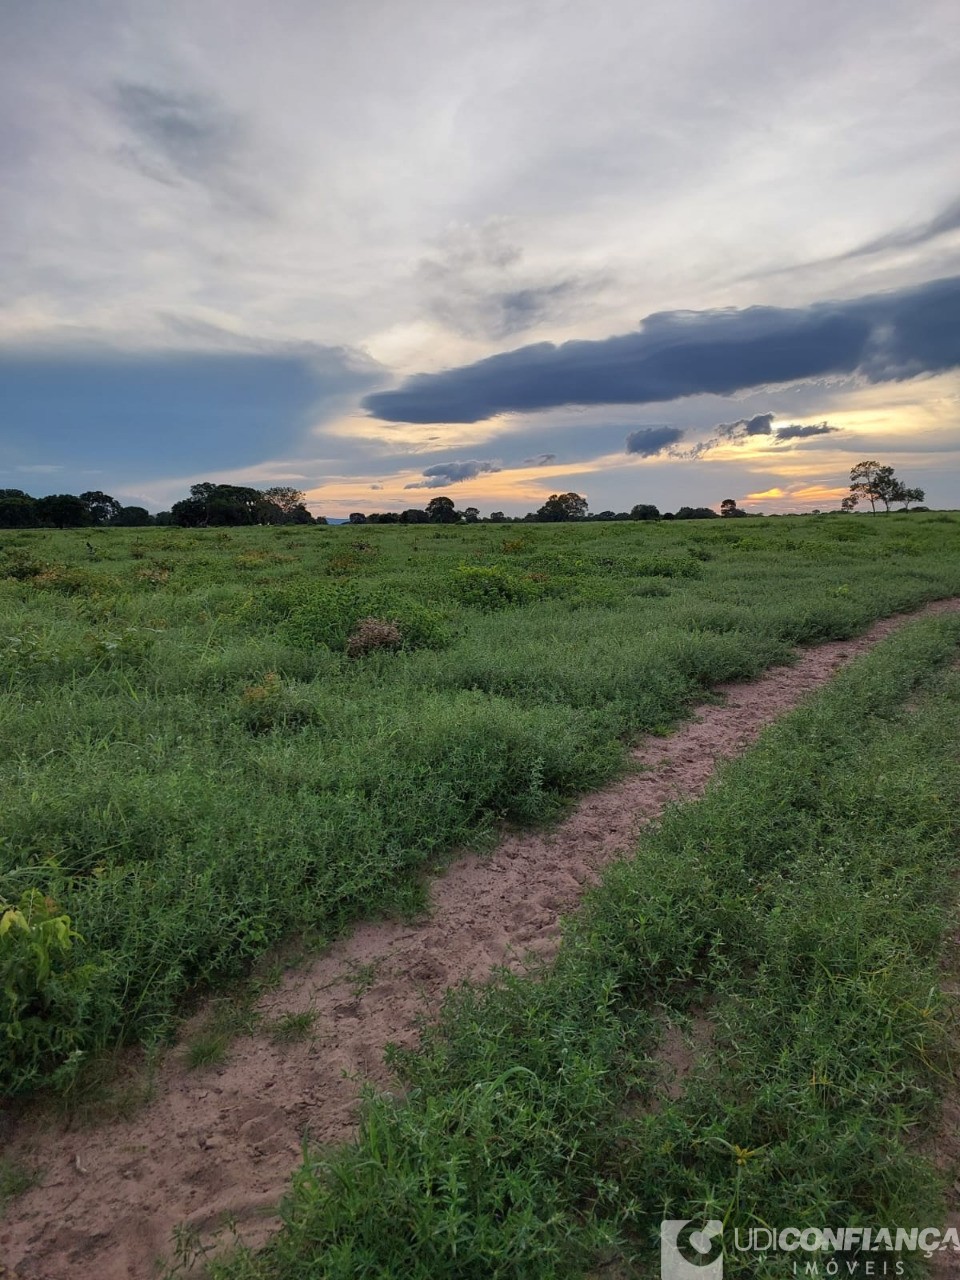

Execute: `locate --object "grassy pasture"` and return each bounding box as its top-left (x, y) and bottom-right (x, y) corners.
top-left (2, 512), bottom-right (960, 1097)
top-left (212, 613), bottom-right (960, 1280)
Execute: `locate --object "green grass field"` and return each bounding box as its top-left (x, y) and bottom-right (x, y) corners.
top-left (3, 513), bottom-right (960, 1100)
top-left (211, 612), bottom-right (960, 1280)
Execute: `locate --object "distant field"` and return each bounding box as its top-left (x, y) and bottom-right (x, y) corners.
top-left (3, 513), bottom-right (960, 1097)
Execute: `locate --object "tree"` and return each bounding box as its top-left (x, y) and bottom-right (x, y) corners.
top-left (848, 461), bottom-right (923, 513)
top-left (890, 481), bottom-right (926, 510)
top-left (536, 492), bottom-right (587, 522)
top-left (79, 490), bottom-right (121, 525)
top-left (348, 512), bottom-right (367, 524)
top-left (263, 486), bottom-right (313, 524)
top-left (399, 508), bottom-right (429, 524)
top-left (35, 493), bottom-right (87, 528)
top-left (171, 483), bottom-right (267, 526)
top-left (840, 495), bottom-right (859, 513)
top-left (263, 486), bottom-right (305, 516)
top-left (489, 511), bottom-right (508, 523)
top-left (674, 506), bottom-right (718, 520)
top-left (849, 460), bottom-right (880, 513)
top-left (463, 507), bottom-right (480, 523)
top-left (207, 485), bottom-right (264, 525)
top-left (170, 495), bottom-right (207, 526)
top-left (111, 505), bottom-right (152, 526)
top-left (0, 489), bottom-right (39, 528)
top-left (902, 486), bottom-right (925, 510)
top-left (720, 498), bottom-right (747, 517)
top-left (849, 461), bottom-right (898, 514)
top-left (629, 503), bottom-right (660, 521)
top-left (426, 495), bottom-right (460, 524)
top-left (872, 466), bottom-right (899, 511)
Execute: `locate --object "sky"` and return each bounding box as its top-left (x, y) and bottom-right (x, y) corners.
top-left (1, 0), bottom-right (959, 517)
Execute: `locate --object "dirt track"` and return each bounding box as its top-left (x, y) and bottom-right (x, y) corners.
top-left (5, 599), bottom-right (960, 1280)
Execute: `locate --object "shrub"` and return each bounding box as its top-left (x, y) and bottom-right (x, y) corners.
top-left (346, 617), bottom-right (403, 658)
top-left (270, 583), bottom-right (451, 653)
top-left (0, 889), bottom-right (100, 1095)
top-left (32, 565), bottom-right (104, 594)
top-left (0, 549), bottom-right (49, 581)
top-left (450, 565), bottom-right (534, 610)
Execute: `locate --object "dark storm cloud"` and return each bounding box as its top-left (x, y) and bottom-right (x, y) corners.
top-left (773, 422), bottom-right (837, 441)
top-left (523, 452), bottom-right (558, 465)
top-left (363, 275), bottom-right (960, 424)
top-left (625, 425), bottom-right (685, 455)
top-left (667, 411), bottom-right (838, 459)
top-left (404, 459), bottom-right (502, 489)
top-left (718, 412), bottom-right (775, 439)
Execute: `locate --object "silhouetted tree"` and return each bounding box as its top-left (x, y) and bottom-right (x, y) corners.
top-left (720, 498), bottom-right (747, 517)
top-left (36, 493), bottom-right (87, 528)
top-left (847, 461), bottom-right (922, 513)
top-left (536, 492), bottom-right (587, 522)
top-left (170, 482), bottom-right (268, 526)
top-left (629, 503), bottom-right (660, 521)
top-left (263, 486), bottom-right (304, 515)
top-left (262, 486), bottom-right (314, 523)
top-left (674, 506), bottom-right (718, 520)
top-left (111, 505), bottom-right (152, 526)
top-left (0, 489), bottom-right (39, 527)
top-left (426, 495), bottom-right (460, 524)
top-left (890, 481), bottom-right (926, 510)
top-left (79, 490), bottom-right (121, 525)
top-left (849, 461), bottom-right (890, 513)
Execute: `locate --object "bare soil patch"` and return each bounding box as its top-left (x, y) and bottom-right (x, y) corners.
top-left (5, 599), bottom-right (960, 1280)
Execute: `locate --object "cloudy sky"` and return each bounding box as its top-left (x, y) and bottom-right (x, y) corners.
top-left (2, 0), bottom-right (959, 516)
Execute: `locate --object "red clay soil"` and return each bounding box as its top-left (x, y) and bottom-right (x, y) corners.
top-left (4, 599), bottom-right (960, 1280)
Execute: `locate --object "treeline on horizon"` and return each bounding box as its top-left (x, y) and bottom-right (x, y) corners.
top-left (0, 461), bottom-right (931, 529)
top-left (0, 483), bottom-right (731, 528)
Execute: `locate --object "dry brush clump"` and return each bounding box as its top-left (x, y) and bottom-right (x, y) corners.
top-left (346, 616), bottom-right (403, 658)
